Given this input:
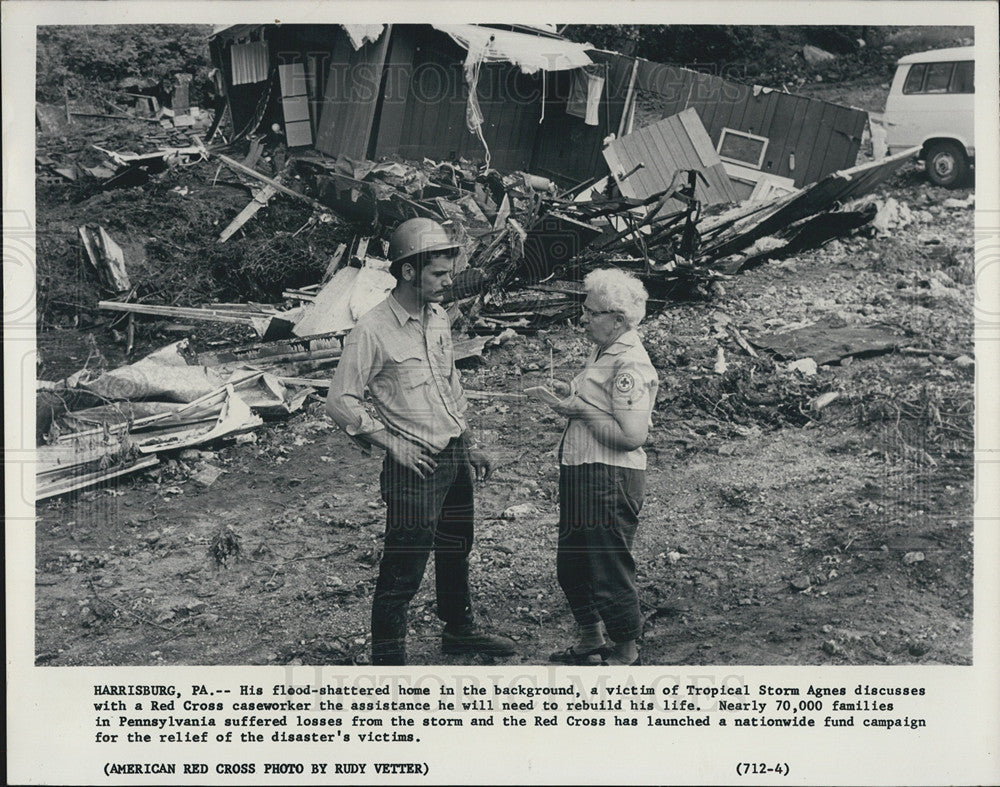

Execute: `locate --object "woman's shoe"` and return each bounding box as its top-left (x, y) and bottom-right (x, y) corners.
top-left (548, 644), bottom-right (609, 665)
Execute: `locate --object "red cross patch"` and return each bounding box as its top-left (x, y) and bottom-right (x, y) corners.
top-left (614, 372), bottom-right (635, 393)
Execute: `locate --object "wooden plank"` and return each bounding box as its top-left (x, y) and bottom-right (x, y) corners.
top-left (761, 92), bottom-right (802, 180)
top-left (98, 301), bottom-right (264, 324)
top-left (723, 92), bottom-right (752, 137)
top-left (675, 68), bottom-right (699, 115)
top-left (277, 376), bottom-right (330, 389)
top-left (209, 346), bottom-right (341, 367)
top-left (812, 104), bottom-right (851, 182)
top-left (514, 71), bottom-right (544, 170)
top-left (196, 332), bottom-right (343, 366)
top-left (36, 455), bottom-right (159, 501)
top-left (398, 55), bottom-right (429, 159)
top-left (629, 126), bottom-right (659, 198)
top-left (651, 117), bottom-right (695, 200)
top-left (214, 153), bottom-right (325, 210)
top-left (676, 107), bottom-right (718, 167)
top-left (693, 72), bottom-right (725, 133)
top-left (779, 95), bottom-right (813, 184)
top-left (711, 80), bottom-right (749, 142)
top-left (755, 91), bottom-right (781, 174)
top-left (824, 104), bottom-right (867, 175)
top-left (617, 58), bottom-right (639, 137)
top-left (219, 184), bottom-right (278, 242)
top-left (739, 90), bottom-right (769, 138)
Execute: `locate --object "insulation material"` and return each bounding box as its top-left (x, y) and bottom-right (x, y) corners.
top-left (230, 40), bottom-right (270, 85)
top-left (433, 24), bottom-right (592, 74)
top-left (292, 259), bottom-right (396, 337)
top-left (342, 24), bottom-right (386, 50)
top-left (82, 341), bottom-right (224, 403)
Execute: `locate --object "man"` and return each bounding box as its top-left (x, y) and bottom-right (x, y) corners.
top-left (326, 217), bottom-right (515, 666)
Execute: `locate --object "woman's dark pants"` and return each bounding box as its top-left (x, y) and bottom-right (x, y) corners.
top-left (557, 462), bottom-right (645, 643)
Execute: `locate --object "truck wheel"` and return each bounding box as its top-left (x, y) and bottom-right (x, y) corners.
top-left (925, 141), bottom-right (969, 188)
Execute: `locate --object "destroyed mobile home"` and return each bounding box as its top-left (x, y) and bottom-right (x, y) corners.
top-left (37, 26), bottom-right (961, 496)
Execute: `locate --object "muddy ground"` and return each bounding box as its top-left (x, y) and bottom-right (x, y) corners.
top-left (34, 100), bottom-right (975, 668)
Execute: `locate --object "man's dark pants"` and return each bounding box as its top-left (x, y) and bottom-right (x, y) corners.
top-left (557, 462), bottom-right (645, 643)
top-left (372, 438), bottom-right (474, 665)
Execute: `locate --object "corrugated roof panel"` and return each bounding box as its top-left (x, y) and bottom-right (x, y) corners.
top-left (231, 41), bottom-right (269, 86)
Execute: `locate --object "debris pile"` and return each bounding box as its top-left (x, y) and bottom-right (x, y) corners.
top-left (34, 57), bottom-right (925, 501)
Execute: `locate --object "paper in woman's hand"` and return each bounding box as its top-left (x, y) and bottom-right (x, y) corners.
top-left (524, 385), bottom-right (563, 408)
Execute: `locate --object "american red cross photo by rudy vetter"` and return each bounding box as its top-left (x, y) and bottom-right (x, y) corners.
top-left (30, 21), bottom-right (978, 670)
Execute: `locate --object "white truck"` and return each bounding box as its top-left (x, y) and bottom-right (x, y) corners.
top-left (883, 46), bottom-right (974, 188)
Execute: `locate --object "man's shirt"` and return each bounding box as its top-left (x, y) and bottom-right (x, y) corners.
top-left (327, 295), bottom-right (468, 453)
top-left (560, 329), bottom-right (658, 470)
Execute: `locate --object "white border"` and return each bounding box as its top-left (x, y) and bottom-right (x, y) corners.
top-left (5, 3), bottom-right (1000, 785)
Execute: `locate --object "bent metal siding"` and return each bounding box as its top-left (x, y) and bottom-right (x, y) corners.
top-left (600, 53), bottom-right (868, 189)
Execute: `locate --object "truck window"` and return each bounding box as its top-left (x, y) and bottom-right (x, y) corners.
top-left (902, 63), bottom-right (926, 94)
top-left (950, 61), bottom-right (974, 93)
top-left (923, 62), bottom-right (954, 93)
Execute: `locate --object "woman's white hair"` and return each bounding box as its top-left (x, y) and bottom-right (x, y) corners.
top-left (583, 268), bottom-right (649, 328)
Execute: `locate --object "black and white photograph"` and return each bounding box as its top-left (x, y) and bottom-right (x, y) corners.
top-left (29, 19), bottom-right (980, 667)
top-left (5, 2), bottom-right (1000, 784)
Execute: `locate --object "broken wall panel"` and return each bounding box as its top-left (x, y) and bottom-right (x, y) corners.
top-left (601, 53), bottom-right (868, 189)
top-left (603, 107), bottom-right (739, 206)
top-left (531, 52), bottom-right (631, 185)
top-left (315, 26), bottom-right (392, 159)
top-left (386, 31), bottom-right (540, 169)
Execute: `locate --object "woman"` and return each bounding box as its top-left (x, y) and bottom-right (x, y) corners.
top-left (549, 268), bottom-right (658, 666)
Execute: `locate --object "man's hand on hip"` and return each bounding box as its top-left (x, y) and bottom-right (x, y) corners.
top-left (387, 436), bottom-right (438, 478)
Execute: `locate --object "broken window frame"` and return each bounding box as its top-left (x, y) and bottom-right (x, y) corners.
top-left (716, 127), bottom-right (769, 170)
